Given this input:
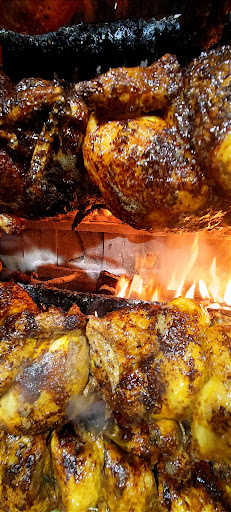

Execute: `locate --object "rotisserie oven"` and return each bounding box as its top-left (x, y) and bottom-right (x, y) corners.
top-left (0, 1), bottom-right (231, 511)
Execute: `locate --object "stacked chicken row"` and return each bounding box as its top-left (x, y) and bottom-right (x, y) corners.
top-left (0, 45), bottom-right (230, 232)
top-left (0, 281), bottom-right (230, 511)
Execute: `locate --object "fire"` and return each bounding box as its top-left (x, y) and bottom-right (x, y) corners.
top-left (115, 234), bottom-right (231, 308)
top-left (224, 281), bottom-right (231, 306)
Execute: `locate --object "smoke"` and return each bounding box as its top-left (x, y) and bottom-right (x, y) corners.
top-left (66, 394), bottom-right (107, 433)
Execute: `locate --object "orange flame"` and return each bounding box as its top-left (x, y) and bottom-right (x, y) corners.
top-left (115, 234), bottom-right (231, 309)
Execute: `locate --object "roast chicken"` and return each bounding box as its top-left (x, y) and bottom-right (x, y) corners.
top-left (82, 45), bottom-right (231, 230)
top-left (86, 297), bottom-right (210, 423)
top-left (0, 282), bottom-right (89, 434)
top-left (86, 298), bottom-right (231, 511)
top-left (0, 430), bottom-right (55, 512)
top-left (0, 72), bottom-right (102, 221)
top-left (0, 282), bottom-right (231, 510)
top-left (0, 45), bottom-right (230, 232)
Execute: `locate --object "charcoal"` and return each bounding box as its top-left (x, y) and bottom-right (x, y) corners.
top-left (20, 283), bottom-right (150, 317)
top-left (1, 0), bottom-right (230, 83)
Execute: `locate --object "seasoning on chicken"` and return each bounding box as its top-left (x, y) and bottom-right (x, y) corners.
top-left (158, 459), bottom-right (231, 512)
top-left (0, 281), bottom-right (231, 509)
top-left (86, 297), bottom-right (210, 423)
top-left (192, 323), bottom-right (231, 463)
top-left (76, 53), bottom-right (182, 116)
top-left (0, 73), bottom-right (102, 220)
top-left (0, 430), bottom-right (55, 512)
top-left (50, 424), bottom-right (158, 512)
top-left (0, 46), bottom-right (230, 231)
top-left (0, 283), bottom-right (89, 434)
top-left (0, 281), bottom-right (39, 323)
top-left (0, 213), bottom-right (24, 234)
top-left (83, 45), bottom-right (231, 231)
top-left (51, 424), bottom-right (104, 512)
top-left (83, 113), bottom-right (209, 230)
top-left (183, 45), bottom-right (231, 196)
top-left (102, 437), bottom-right (158, 512)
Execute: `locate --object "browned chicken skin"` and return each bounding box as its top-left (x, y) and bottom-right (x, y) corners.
top-left (0, 46), bottom-right (230, 231)
top-left (0, 430), bottom-right (55, 512)
top-left (0, 73), bottom-right (101, 219)
top-left (87, 298), bottom-right (209, 423)
top-left (83, 114), bottom-right (209, 230)
top-left (83, 45), bottom-right (231, 231)
top-left (51, 424), bottom-right (105, 512)
top-left (0, 283), bottom-right (89, 435)
top-left (182, 45), bottom-right (231, 195)
top-left (76, 53), bottom-right (182, 117)
top-left (50, 423), bottom-right (158, 512)
top-left (0, 283), bottom-right (231, 510)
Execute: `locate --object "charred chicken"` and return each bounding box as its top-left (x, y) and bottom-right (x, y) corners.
top-left (0, 72), bottom-right (101, 220)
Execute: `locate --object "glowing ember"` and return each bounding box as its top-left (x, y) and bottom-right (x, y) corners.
top-left (115, 234), bottom-right (231, 309)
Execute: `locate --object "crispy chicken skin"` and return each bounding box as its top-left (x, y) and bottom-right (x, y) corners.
top-left (0, 284), bottom-right (89, 434)
top-left (158, 460), bottom-right (231, 512)
top-left (0, 309), bottom-right (39, 396)
top-left (0, 308), bottom-right (89, 434)
top-left (82, 45), bottom-right (231, 231)
top-left (87, 297), bottom-right (209, 423)
top-left (183, 46), bottom-right (231, 195)
top-left (0, 74), bottom-right (101, 219)
top-left (51, 424), bottom-right (104, 512)
top-left (76, 53), bottom-right (181, 116)
top-left (0, 430), bottom-right (54, 512)
top-left (83, 114), bottom-right (208, 230)
top-left (0, 47), bottom-right (230, 230)
top-left (51, 425), bottom-right (157, 512)
top-left (0, 282), bottom-right (231, 509)
top-left (0, 213), bottom-right (24, 234)
top-left (102, 438), bottom-right (158, 512)
top-left (192, 323), bottom-right (231, 463)
top-left (0, 281), bottom-right (39, 323)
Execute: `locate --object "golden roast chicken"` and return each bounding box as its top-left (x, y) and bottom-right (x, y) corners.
top-left (0, 45), bottom-right (230, 231)
top-left (0, 281), bottom-right (230, 511)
